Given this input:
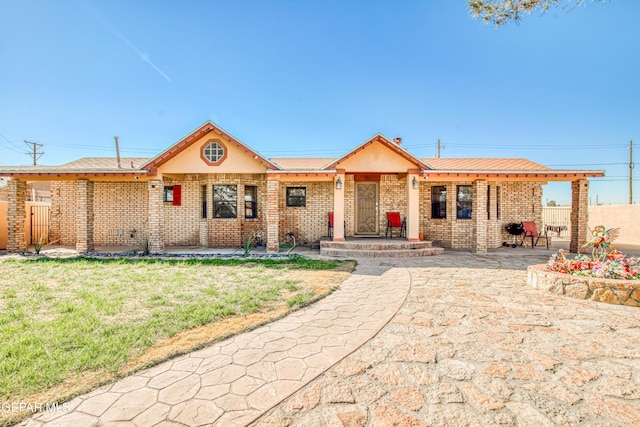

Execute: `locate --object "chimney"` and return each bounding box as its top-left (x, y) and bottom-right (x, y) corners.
top-left (393, 137), bottom-right (402, 145)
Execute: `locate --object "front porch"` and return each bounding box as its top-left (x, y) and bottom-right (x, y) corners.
top-left (320, 237), bottom-right (445, 258)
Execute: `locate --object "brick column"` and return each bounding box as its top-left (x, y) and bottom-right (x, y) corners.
top-left (266, 177), bottom-right (280, 253)
top-left (199, 183), bottom-right (211, 247)
top-left (7, 179), bottom-right (27, 252)
top-left (406, 171), bottom-right (420, 241)
top-left (332, 172), bottom-right (345, 241)
top-left (76, 180), bottom-right (95, 253)
top-left (472, 180), bottom-right (488, 253)
top-left (148, 180), bottom-right (165, 253)
top-left (570, 179), bottom-right (589, 253)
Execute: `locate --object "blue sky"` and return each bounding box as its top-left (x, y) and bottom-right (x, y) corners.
top-left (1, 0), bottom-right (638, 205)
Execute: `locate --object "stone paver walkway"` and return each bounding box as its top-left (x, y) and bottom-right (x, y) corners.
top-left (254, 251), bottom-right (640, 426)
top-left (22, 260), bottom-right (411, 427)
top-left (20, 249), bottom-right (640, 426)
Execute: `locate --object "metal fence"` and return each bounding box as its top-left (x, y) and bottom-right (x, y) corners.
top-left (542, 207), bottom-right (571, 238)
top-left (30, 204), bottom-right (50, 244)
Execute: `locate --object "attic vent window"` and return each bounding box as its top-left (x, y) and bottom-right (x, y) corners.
top-left (201, 140), bottom-right (227, 166)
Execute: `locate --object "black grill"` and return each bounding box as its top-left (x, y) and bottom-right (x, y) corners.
top-left (505, 223), bottom-right (524, 235)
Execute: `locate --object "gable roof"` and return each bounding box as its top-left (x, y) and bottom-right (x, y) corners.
top-left (324, 134), bottom-right (431, 170)
top-left (141, 121), bottom-right (280, 171)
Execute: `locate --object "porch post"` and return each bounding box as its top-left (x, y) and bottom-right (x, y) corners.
top-left (148, 180), bottom-right (165, 253)
top-left (333, 171), bottom-right (346, 241)
top-left (7, 178), bottom-right (27, 252)
top-left (406, 170), bottom-right (420, 241)
top-left (472, 180), bottom-right (488, 253)
top-left (266, 176), bottom-right (280, 253)
top-left (570, 179), bottom-right (589, 253)
top-left (76, 179), bottom-right (95, 253)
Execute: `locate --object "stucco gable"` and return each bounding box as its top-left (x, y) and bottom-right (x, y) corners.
top-left (142, 121), bottom-right (279, 174)
top-left (325, 134), bottom-right (429, 172)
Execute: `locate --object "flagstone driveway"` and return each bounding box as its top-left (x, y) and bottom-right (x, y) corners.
top-left (21, 250), bottom-right (640, 426)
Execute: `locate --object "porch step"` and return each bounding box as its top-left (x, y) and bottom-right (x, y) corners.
top-left (320, 239), bottom-right (444, 258)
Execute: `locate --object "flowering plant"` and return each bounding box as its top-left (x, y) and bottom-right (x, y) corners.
top-left (547, 249), bottom-right (640, 280)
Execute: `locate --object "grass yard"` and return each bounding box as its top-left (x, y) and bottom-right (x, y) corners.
top-left (0, 255), bottom-right (354, 424)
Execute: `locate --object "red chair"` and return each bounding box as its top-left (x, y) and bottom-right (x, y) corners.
top-left (521, 221), bottom-right (549, 249)
top-left (385, 212), bottom-right (406, 238)
top-left (328, 212), bottom-right (346, 239)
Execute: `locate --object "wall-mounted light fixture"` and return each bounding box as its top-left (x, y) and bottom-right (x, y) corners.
top-left (412, 176), bottom-right (419, 189)
top-left (336, 177), bottom-right (342, 189)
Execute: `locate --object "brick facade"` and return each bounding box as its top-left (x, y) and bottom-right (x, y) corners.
top-left (93, 181), bottom-right (148, 246)
top-left (570, 179), bottom-right (589, 253)
top-left (7, 179), bottom-right (26, 252)
top-left (419, 180), bottom-right (545, 250)
top-left (148, 180), bottom-right (164, 253)
top-left (50, 181), bottom-right (77, 245)
top-left (44, 174), bottom-right (551, 253)
top-left (75, 180), bottom-right (94, 252)
top-left (279, 180), bottom-right (333, 244)
top-left (472, 180), bottom-right (488, 253)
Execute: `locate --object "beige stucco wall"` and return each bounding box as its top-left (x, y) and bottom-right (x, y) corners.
top-left (336, 140), bottom-right (418, 172)
top-left (588, 205), bottom-right (640, 245)
top-left (158, 134), bottom-right (267, 175)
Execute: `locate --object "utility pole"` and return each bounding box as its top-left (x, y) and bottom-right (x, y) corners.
top-left (437, 139), bottom-right (444, 158)
top-left (24, 140), bottom-right (44, 166)
top-left (630, 140), bottom-right (634, 204)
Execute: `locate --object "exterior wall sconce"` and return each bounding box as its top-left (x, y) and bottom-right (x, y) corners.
top-left (412, 176), bottom-right (419, 189)
top-left (336, 177), bottom-right (342, 189)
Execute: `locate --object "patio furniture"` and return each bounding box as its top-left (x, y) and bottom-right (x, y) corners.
top-left (328, 212), bottom-right (346, 239)
top-left (385, 212), bottom-right (406, 238)
top-left (521, 221), bottom-right (549, 249)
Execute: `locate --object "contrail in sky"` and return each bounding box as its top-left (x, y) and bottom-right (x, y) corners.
top-left (77, 0), bottom-right (171, 82)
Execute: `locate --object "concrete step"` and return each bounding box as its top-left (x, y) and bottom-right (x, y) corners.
top-left (320, 246), bottom-right (445, 258)
top-left (320, 240), bottom-right (434, 251)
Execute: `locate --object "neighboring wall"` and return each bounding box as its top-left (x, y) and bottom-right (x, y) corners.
top-left (587, 205), bottom-right (640, 245)
top-left (542, 205), bottom-right (640, 245)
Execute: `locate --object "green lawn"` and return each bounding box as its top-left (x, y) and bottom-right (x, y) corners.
top-left (0, 256), bottom-right (351, 406)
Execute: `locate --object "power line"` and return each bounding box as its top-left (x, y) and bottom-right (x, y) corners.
top-left (546, 162), bottom-right (626, 167)
top-left (0, 133), bottom-right (27, 154)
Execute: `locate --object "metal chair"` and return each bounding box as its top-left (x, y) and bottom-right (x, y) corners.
top-left (328, 212), bottom-right (346, 239)
top-left (385, 212), bottom-right (406, 238)
top-left (521, 221), bottom-right (549, 249)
